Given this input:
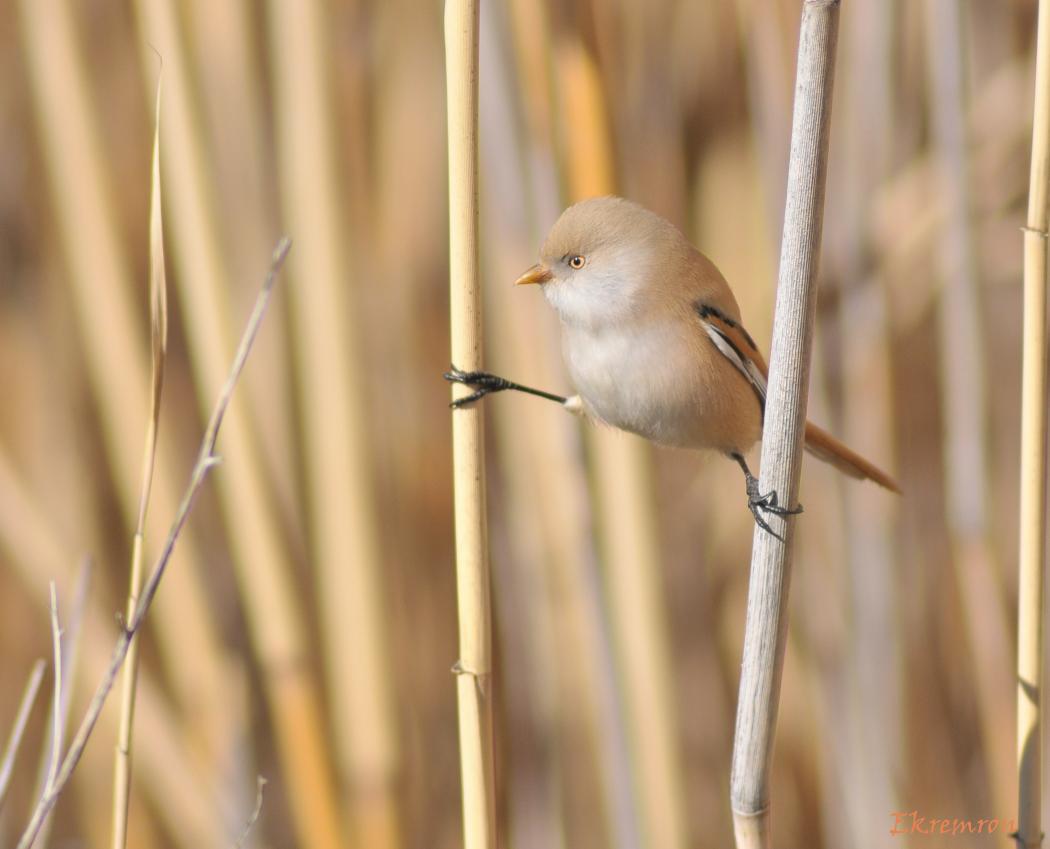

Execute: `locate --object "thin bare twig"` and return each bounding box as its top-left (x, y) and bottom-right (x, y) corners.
top-left (0, 660), bottom-right (47, 812)
top-left (233, 776), bottom-right (267, 848)
top-left (32, 558), bottom-right (91, 849)
top-left (45, 583), bottom-right (62, 797)
top-left (17, 238), bottom-right (291, 849)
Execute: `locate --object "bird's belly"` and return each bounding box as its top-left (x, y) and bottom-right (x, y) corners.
top-left (564, 324), bottom-right (743, 450)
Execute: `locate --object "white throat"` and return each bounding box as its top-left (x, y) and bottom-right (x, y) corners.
top-left (541, 245), bottom-right (652, 331)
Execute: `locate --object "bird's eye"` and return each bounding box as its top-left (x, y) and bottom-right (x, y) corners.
top-left (569, 255), bottom-right (586, 269)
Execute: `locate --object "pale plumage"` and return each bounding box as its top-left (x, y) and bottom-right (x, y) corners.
top-left (535, 196), bottom-right (765, 456)
top-left (446, 195), bottom-right (898, 535)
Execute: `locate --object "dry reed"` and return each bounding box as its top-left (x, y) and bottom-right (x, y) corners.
top-left (445, 0), bottom-right (498, 846)
top-left (1, 1), bottom-right (1043, 845)
top-left (111, 78), bottom-right (166, 849)
top-left (1017, 0), bottom-right (1050, 844)
top-left (730, 2), bottom-right (840, 846)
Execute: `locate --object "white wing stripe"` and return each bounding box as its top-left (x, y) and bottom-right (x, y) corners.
top-left (702, 322), bottom-right (767, 400)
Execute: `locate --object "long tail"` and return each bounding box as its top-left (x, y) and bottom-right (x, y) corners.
top-left (804, 421), bottom-right (900, 493)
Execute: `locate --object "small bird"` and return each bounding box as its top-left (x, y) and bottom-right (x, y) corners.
top-left (446, 196), bottom-right (898, 536)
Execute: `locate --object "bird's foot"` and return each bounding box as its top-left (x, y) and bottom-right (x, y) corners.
top-left (743, 471), bottom-right (803, 542)
top-left (444, 364), bottom-right (513, 408)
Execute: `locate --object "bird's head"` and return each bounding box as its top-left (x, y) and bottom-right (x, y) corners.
top-left (514, 196), bottom-right (678, 329)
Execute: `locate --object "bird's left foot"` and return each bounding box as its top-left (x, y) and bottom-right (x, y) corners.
top-left (444, 364), bottom-right (513, 408)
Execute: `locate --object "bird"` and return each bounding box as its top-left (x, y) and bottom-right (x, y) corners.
top-left (445, 195), bottom-right (899, 537)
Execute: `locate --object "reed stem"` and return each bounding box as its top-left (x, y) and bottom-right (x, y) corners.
top-left (729, 3), bottom-right (840, 846)
top-left (1017, 0), bottom-right (1050, 844)
top-left (445, 1), bottom-right (497, 846)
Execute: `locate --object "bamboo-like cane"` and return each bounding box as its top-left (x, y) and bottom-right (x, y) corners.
top-left (729, 3), bottom-right (840, 846)
top-left (1017, 0), bottom-right (1050, 844)
top-left (445, 1), bottom-right (497, 847)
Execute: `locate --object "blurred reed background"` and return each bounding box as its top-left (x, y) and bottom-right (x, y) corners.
top-left (0, 0), bottom-right (1042, 847)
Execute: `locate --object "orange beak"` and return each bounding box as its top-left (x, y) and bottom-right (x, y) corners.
top-left (514, 263), bottom-right (553, 286)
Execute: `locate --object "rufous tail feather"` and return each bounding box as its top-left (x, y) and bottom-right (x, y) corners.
top-left (804, 421), bottom-right (900, 493)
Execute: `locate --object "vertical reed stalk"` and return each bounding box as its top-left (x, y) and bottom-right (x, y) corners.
top-left (730, 3), bottom-right (839, 846)
top-left (1017, 0), bottom-right (1050, 843)
top-left (266, 2), bottom-right (399, 846)
top-left (445, 1), bottom-right (497, 847)
top-left (111, 81), bottom-right (166, 849)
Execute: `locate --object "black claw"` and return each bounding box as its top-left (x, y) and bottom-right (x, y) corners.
top-left (731, 452), bottom-right (803, 541)
top-left (449, 389), bottom-right (488, 409)
top-left (444, 364), bottom-right (513, 408)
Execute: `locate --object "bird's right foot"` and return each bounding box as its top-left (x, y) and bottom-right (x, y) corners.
top-left (731, 452), bottom-right (803, 541)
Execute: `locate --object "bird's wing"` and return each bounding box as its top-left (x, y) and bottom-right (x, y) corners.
top-left (695, 303), bottom-right (768, 409)
top-left (696, 301), bottom-right (901, 492)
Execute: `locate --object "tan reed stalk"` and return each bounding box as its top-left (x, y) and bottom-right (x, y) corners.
top-left (445, 1), bottom-right (497, 846)
top-left (17, 241), bottom-right (290, 849)
top-left (130, 4), bottom-right (344, 847)
top-left (729, 3), bottom-right (840, 846)
top-left (0, 453), bottom-right (224, 849)
top-left (111, 82), bottom-right (167, 849)
top-left (16, 0), bottom-right (231, 751)
top-left (556, 36), bottom-right (686, 849)
top-left (1017, 0), bottom-right (1050, 843)
top-left (0, 660), bottom-right (46, 813)
top-left (265, 4), bottom-right (399, 847)
top-left (924, 0), bottom-right (1014, 817)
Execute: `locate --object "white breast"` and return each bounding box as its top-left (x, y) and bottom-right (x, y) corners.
top-left (562, 320), bottom-right (702, 447)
